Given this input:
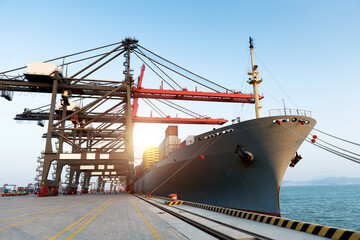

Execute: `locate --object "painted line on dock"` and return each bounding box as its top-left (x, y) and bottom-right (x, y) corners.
top-left (0, 205), bottom-right (66, 223)
top-left (130, 198), bottom-right (162, 240)
top-left (49, 196), bottom-right (116, 240)
top-left (66, 197), bottom-right (116, 240)
top-left (0, 198), bottom-right (92, 223)
top-left (0, 197), bottom-right (86, 214)
top-left (146, 195), bottom-right (360, 240)
top-left (0, 206), bottom-right (38, 214)
top-left (0, 198), bottom-right (97, 231)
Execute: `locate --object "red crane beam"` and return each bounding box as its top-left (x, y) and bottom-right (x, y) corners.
top-left (132, 64), bottom-right (145, 130)
top-left (133, 116), bottom-right (227, 125)
top-left (132, 88), bottom-right (262, 103)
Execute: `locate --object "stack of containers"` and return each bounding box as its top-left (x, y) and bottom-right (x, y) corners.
top-left (159, 126), bottom-right (181, 160)
top-left (165, 126), bottom-right (180, 158)
top-left (143, 146), bottom-right (159, 170)
top-left (159, 141), bottom-right (165, 161)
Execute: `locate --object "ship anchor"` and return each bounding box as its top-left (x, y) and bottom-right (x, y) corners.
top-left (289, 152), bottom-right (302, 168)
top-left (235, 145), bottom-right (254, 168)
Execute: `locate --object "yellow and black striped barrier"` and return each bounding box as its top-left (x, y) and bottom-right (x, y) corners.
top-left (184, 201), bottom-right (360, 240)
top-left (165, 201), bottom-right (184, 206)
top-left (142, 194), bottom-right (359, 239)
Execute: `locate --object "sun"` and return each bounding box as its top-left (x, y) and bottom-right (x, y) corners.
top-left (132, 123), bottom-right (164, 154)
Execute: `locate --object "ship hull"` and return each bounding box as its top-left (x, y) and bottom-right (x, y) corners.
top-left (134, 115), bottom-right (316, 216)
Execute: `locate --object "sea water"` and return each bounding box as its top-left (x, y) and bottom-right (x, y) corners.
top-left (280, 185), bottom-right (360, 231)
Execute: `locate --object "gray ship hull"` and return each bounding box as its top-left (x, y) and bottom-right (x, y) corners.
top-left (134, 115), bottom-right (316, 216)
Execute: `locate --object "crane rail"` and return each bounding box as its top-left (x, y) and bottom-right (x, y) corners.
top-left (136, 195), bottom-right (272, 240)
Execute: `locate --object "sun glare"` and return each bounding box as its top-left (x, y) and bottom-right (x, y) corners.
top-left (133, 124), bottom-right (164, 155)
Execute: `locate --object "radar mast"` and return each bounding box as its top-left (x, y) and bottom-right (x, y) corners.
top-left (248, 37), bottom-right (262, 118)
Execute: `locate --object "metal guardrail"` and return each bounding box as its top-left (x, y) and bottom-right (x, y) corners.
top-left (269, 108), bottom-right (312, 117)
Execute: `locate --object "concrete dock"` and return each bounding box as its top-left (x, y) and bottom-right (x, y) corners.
top-left (0, 193), bottom-right (190, 240)
top-left (0, 193), bottom-right (358, 240)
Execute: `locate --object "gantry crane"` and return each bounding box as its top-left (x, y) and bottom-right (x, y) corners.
top-left (0, 38), bottom-right (262, 196)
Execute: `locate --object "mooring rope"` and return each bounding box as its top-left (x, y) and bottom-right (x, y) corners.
top-left (305, 125), bottom-right (360, 147)
top-left (280, 123), bottom-right (360, 164)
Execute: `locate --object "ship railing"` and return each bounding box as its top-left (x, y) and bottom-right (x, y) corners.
top-left (269, 108), bottom-right (312, 117)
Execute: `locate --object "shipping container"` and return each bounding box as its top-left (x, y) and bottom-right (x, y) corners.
top-left (165, 135), bottom-right (178, 147)
top-left (159, 140), bottom-right (165, 152)
top-left (165, 126), bottom-right (178, 137)
top-left (159, 150), bottom-right (165, 161)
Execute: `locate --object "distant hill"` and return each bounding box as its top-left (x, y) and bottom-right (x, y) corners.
top-left (283, 177), bottom-right (360, 186)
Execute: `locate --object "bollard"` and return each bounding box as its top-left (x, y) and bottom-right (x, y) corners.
top-left (169, 193), bottom-right (177, 202)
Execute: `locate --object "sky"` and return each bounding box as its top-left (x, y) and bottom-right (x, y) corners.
top-left (0, 0), bottom-right (359, 186)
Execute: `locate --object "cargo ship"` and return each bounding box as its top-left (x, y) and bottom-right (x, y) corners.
top-left (134, 38), bottom-right (316, 217)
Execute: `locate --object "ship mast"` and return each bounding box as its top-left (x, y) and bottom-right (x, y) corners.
top-left (248, 37), bottom-right (262, 118)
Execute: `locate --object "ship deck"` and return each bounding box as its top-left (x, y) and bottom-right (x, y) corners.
top-left (0, 193), bottom-right (354, 240)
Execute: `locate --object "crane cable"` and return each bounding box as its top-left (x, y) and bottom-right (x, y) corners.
top-left (145, 99), bottom-right (167, 117)
top-left (279, 123), bottom-right (360, 164)
top-left (1, 41), bottom-right (124, 74)
top-left (162, 99), bottom-right (205, 118)
top-left (135, 48), bottom-right (182, 90)
top-left (132, 51), bottom-right (177, 90)
top-left (57, 49), bottom-right (123, 68)
top-left (136, 44), bottom-right (234, 93)
top-left (134, 49), bottom-right (219, 93)
top-left (156, 99), bottom-right (201, 119)
top-left (142, 99), bottom-right (166, 118)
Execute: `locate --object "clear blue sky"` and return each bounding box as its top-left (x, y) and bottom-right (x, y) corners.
top-left (0, 0), bottom-right (359, 186)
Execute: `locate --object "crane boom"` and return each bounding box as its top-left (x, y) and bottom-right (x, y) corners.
top-left (133, 116), bottom-right (226, 125)
top-left (132, 87), bottom-right (262, 103)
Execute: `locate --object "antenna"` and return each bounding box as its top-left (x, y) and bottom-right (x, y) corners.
top-left (248, 37), bottom-right (262, 118)
top-left (249, 37), bottom-right (254, 49)
top-left (282, 99), bottom-right (286, 115)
